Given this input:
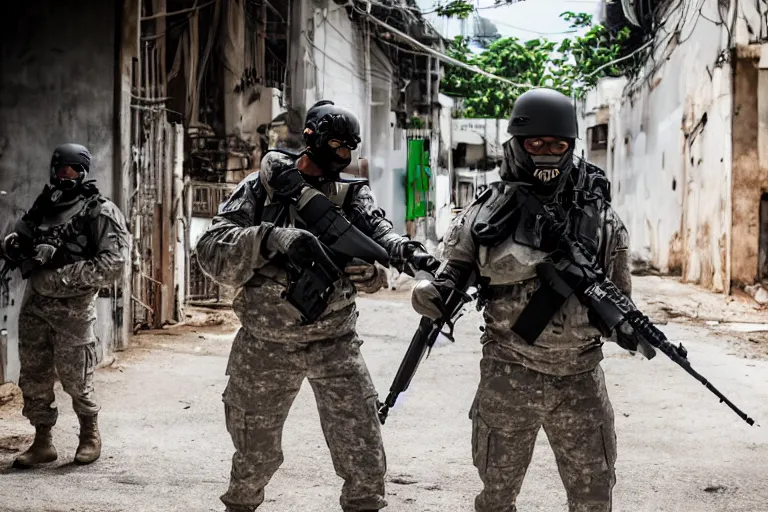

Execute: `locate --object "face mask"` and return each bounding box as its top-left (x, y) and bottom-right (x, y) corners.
top-left (308, 141), bottom-right (353, 178)
top-left (509, 137), bottom-right (574, 191)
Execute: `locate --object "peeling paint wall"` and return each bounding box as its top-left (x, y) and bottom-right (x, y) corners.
top-left (578, 0), bottom-right (767, 292)
top-left (0, 1), bottom-right (119, 382)
top-left (730, 54), bottom-right (762, 286)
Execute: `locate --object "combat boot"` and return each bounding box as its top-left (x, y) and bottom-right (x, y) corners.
top-left (74, 414), bottom-right (101, 464)
top-left (12, 425), bottom-right (58, 468)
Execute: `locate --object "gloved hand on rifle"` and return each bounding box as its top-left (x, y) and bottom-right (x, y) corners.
top-left (411, 260), bottom-right (475, 322)
top-left (264, 226), bottom-right (340, 278)
top-left (394, 240), bottom-right (440, 277)
top-left (344, 261), bottom-right (388, 294)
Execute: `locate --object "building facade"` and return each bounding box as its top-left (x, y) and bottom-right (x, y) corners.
top-left (578, 0), bottom-right (768, 293)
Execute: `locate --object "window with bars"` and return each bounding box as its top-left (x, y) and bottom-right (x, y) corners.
top-left (191, 183), bottom-right (236, 218)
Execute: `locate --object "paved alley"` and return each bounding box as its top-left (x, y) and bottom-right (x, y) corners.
top-left (1, 276), bottom-right (767, 512)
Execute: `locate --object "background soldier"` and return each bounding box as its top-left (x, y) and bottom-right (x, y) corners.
top-left (196, 100), bottom-right (436, 512)
top-left (2, 143), bottom-right (129, 468)
top-left (411, 88), bottom-right (632, 512)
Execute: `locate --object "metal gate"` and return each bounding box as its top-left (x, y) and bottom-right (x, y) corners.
top-left (129, 35), bottom-right (180, 330)
top-left (186, 181), bottom-right (236, 303)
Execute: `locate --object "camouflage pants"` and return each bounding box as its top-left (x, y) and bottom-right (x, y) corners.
top-left (220, 328), bottom-right (387, 512)
top-left (471, 359), bottom-right (617, 512)
top-left (18, 309), bottom-right (99, 427)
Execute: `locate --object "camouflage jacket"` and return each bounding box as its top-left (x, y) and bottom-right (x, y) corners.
top-left (196, 151), bottom-right (411, 344)
top-left (21, 192), bottom-right (130, 340)
top-left (442, 179), bottom-right (632, 376)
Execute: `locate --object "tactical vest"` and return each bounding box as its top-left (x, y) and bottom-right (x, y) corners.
top-left (470, 162), bottom-right (613, 345)
top-left (241, 149), bottom-right (370, 227)
top-left (17, 183), bottom-right (105, 270)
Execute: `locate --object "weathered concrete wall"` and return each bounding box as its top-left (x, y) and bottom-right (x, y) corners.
top-left (303, 3), bottom-right (368, 143)
top-left (730, 54), bottom-right (762, 285)
top-left (578, 0), bottom-right (767, 292)
top-left (0, 1), bottom-right (118, 382)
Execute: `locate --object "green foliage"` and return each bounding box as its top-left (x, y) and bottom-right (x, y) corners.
top-left (409, 116), bottom-right (425, 129)
top-left (440, 9), bottom-right (637, 119)
top-left (433, 0), bottom-right (474, 19)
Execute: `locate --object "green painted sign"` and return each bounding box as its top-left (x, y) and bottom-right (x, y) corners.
top-left (406, 139), bottom-right (431, 221)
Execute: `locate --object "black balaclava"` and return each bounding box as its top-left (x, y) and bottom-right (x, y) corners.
top-left (49, 143), bottom-right (91, 204)
top-left (303, 100), bottom-right (362, 181)
top-left (501, 88), bottom-right (579, 196)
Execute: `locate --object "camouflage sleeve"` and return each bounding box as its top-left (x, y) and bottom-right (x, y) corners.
top-left (603, 207), bottom-right (632, 297)
top-left (439, 204), bottom-right (479, 266)
top-left (345, 184), bottom-right (407, 252)
top-left (344, 184), bottom-right (418, 268)
top-left (195, 170), bottom-right (274, 289)
top-left (261, 151), bottom-right (323, 206)
top-left (36, 201), bottom-right (130, 295)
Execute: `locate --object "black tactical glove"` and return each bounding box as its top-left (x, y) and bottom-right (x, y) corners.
top-left (395, 240), bottom-right (440, 277)
top-left (264, 226), bottom-right (339, 275)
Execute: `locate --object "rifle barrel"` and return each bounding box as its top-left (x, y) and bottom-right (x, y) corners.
top-left (637, 320), bottom-right (756, 426)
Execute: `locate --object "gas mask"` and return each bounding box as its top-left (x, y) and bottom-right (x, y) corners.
top-left (502, 136), bottom-right (575, 194)
top-left (49, 143), bottom-right (91, 203)
top-left (303, 100), bottom-right (362, 181)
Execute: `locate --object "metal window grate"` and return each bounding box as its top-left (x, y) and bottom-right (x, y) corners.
top-left (191, 183), bottom-right (236, 218)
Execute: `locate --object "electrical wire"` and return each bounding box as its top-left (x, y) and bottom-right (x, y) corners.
top-left (676, 0), bottom-right (708, 45)
top-left (354, 4), bottom-right (534, 88)
top-left (583, 39), bottom-right (654, 78)
top-left (487, 18), bottom-right (579, 36)
top-left (141, 14), bottom-right (195, 41)
top-left (305, 32), bottom-right (393, 85)
top-left (141, 0), bottom-right (218, 21)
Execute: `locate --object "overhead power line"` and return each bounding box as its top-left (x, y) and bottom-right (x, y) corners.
top-left (141, 0), bottom-right (217, 21)
top-left (355, 5), bottom-right (535, 89)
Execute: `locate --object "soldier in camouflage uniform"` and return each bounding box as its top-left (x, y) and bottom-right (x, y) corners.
top-left (196, 100), bottom-right (436, 512)
top-left (411, 89), bottom-right (633, 512)
top-left (2, 143), bottom-right (129, 468)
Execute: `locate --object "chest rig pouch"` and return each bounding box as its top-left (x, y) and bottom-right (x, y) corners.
top-left (257, 149), bottom-right (389, 324)
top-left (15, 183), bottom-right (103, 278)
top-left (471, 163), bottom-right (612, 344)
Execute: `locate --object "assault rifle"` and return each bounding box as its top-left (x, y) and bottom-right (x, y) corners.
top-left (378, 185), bottom-right (757, 426)
top-left (529, 257), bottom-right (756, 426)
top-left (285, 192), bottom-right (437, 325)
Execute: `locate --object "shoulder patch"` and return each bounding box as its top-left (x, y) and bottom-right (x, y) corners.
top-left (444, 211), bottom-right (467, 247)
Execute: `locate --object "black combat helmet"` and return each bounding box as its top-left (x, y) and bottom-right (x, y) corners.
top-left (303, 100), bottom-right (361, 178)
top-left (50, 143), bottom-right (91, 191)
top-left (501, 88), bottom-right (578, 193)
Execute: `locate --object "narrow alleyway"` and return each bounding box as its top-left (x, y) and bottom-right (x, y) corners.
top-left (1, 276), bottom-right (767, 512)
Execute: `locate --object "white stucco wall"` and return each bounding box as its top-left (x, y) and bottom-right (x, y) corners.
top-left (452, 118), bottom-right (511, 160)
top-left (577, 0), bottom-right (767, 292)
top-left (190, 217), bottom-right (213, 250)
top-left (301, 2), bottom-right (408, 233)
